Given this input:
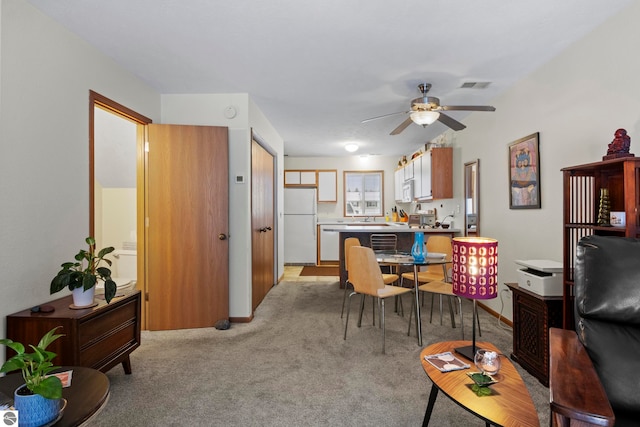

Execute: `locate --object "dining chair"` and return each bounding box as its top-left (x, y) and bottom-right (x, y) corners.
top-left (400, 235), bottom-right (452, 321)
top-left (341, 237), bottom-right (361, 318)
top-left (342, 238), bottom-right (400, 321)
top-left (343, 246), bottom-right (412, 354)
top-left (370, 233), bottom-right (404, 314)
top-left (400, 235), bottom-right (452, 285)
top-left (407, 280), bottom-right (464, 338)
top-left (370, 233), bottom-right (398, 274)
top-left (400, 235), bottom-right (482, 336)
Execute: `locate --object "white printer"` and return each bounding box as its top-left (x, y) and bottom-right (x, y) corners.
top-left (514, 259), bottom-right (563, 296)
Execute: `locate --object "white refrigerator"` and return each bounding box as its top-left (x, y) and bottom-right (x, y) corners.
top-left (284, 188), bottom-right (317, 264)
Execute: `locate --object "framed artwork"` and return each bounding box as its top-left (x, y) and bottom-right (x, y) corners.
top-left (509, 132), bottom-right (540, 209)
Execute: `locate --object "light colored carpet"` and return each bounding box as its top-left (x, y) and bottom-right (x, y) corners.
top-left (92, 280), bottom-right (549, 426)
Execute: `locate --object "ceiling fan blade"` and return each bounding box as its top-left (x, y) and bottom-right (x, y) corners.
top-left (437, 113), bottom-right (466, 131)
top-left (361, 111), bottom-right (409, 124)
top-left (441, 105), bottom-right (496, 112)
top-left (390, 117), bottom-right (413, 135)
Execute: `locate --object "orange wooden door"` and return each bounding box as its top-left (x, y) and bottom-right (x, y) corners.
top-left (251, 138), bottom-right (275, 310)
top-left (146, 124), bottom-right (229, 330)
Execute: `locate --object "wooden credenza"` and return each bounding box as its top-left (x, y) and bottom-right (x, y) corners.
top-left (505, 283), bottom-right (562, 386)
top-left (5, 290), bottom-right (141, 374)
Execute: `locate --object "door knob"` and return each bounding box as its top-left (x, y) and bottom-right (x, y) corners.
top-left (218, 233), bottom-right (228, 240)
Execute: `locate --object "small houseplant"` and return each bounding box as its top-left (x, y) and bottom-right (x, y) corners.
top-left (0, 327), bottom-right (65, 427)
top-left (50, 237), bottom-right (117, 304)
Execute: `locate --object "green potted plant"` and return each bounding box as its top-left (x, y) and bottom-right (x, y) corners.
top-left (50, 237), bottom-right (117, 305)
top-left (0, 327), bottom-right (65, 427)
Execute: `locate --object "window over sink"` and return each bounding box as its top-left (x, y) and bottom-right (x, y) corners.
top-left (343, 170), bottom-right (383, 217)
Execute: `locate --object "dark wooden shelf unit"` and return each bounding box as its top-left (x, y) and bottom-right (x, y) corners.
top-left (506, 283), bottom-right (562, 386)
top-left (6, 290), bottom-right (141, 374)
top-left (561, 157), bottom-right (640, 329)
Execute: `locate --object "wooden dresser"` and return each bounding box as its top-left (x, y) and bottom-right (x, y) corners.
top-left (505, 283), bottom-right (562, 386)
top-left (5, 290), bottom-right (141, 374)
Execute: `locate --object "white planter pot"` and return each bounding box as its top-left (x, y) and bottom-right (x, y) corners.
top-left (72, 286), bottom-right (95, 307)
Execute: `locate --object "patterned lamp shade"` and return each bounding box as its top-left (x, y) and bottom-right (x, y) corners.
top-left (451, 237), bottom-right (498, 300)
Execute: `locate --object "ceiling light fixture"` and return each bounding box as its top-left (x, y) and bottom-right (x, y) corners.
top-left (410, 111), bottom-right (440, 126)
top-left (345, 143), bottom-right (359, 153)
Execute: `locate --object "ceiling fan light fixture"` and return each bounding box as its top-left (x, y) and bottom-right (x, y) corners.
top-left (345, 143), bottom-right (359, 153)
top-left (410, 110), bottom-right (440, 126)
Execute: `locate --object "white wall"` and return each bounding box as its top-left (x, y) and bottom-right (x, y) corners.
top-left (0, 0), bottom-right (160, 350)
top-left (454, 1), bottom-right (640, 320)
top-left (161, 94), bottom-right (284, 319)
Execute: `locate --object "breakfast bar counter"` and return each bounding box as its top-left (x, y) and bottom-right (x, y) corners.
top-left (324, 225), bottom-right (461, 289)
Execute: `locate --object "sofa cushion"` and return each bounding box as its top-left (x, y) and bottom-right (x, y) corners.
top-left (575, 235), bottom-right (640, 324)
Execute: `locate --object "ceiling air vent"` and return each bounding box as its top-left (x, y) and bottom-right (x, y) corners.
top-left (460, 82), bottom-right (491, 89)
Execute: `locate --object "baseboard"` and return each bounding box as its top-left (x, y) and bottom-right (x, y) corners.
top-left (229, 314), bottom-right (253, 323)
top-left (478, 302), bottom-right (513, 328)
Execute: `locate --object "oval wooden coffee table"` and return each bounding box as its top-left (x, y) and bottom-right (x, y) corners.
top-left (0, 366), bottom-right (109, 426)
top-left (420, 340), bottom-right (539, 427)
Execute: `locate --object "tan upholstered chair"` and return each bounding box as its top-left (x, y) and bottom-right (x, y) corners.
top-left (343, 246), bottom-right (412, 353)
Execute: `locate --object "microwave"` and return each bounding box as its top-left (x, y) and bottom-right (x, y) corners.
top-left (402, 180), bottom-right (414, 203)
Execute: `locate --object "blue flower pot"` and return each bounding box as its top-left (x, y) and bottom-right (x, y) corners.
top-left (13, 385), bottom-right (60, 427)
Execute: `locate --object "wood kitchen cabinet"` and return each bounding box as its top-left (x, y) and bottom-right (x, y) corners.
top-left (419, 147), bottom-right (452, 200)
top-left (505, 283), bottom-right (562, 386)
top-left (6, 290), bottom-right (141, 374)
top-left (561, 157), bottom-right (640, 329)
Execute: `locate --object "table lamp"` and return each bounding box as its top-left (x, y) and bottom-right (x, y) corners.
top-left (451, 237), bottom-right (498, 361)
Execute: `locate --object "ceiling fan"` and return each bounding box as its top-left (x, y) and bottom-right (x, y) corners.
top-left (362, 83), bottom-right (496, 135)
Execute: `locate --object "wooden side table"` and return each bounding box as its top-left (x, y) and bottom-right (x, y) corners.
top-left (506, 283), bottom-right (562, 386)
top-left (420, 341), bottom-right (539, 426)
top-left (6, 291), bottom-right (141, 374)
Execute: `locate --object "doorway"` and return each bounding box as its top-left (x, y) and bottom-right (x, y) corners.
top-left (90, 91), bottom-right (151, 326)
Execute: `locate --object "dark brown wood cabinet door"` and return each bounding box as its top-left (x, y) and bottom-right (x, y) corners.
top-left (146, 124), bottom-right (229, 330)
top-left (251, 138), bottom-right (275, 311)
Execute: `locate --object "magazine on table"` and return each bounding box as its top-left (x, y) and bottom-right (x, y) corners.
top-left (424, 351), bottom-right (470, 372)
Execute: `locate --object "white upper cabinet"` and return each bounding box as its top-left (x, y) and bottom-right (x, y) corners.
top-left (317, 170), bottom-right (337, 202)
top-left (413, 155), bottom-right (423, 198)
top-left (284, 170), bottom-right (317, 186)
top-left (394, 168), bottom-right (404, 201)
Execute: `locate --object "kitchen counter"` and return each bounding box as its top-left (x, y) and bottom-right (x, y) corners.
top-left (323, 224), bottom-right (460, 233)
top-left (332, 226), bottom-right (461, 289)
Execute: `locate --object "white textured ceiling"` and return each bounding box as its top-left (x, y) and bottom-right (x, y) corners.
top-left (27, 0), bottom-right (633, 158)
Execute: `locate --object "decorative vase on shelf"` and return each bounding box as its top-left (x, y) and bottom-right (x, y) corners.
top-left (411, 232), bottom-right (426, 262)
top-left (597, 188), bottom-right (611, 226)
